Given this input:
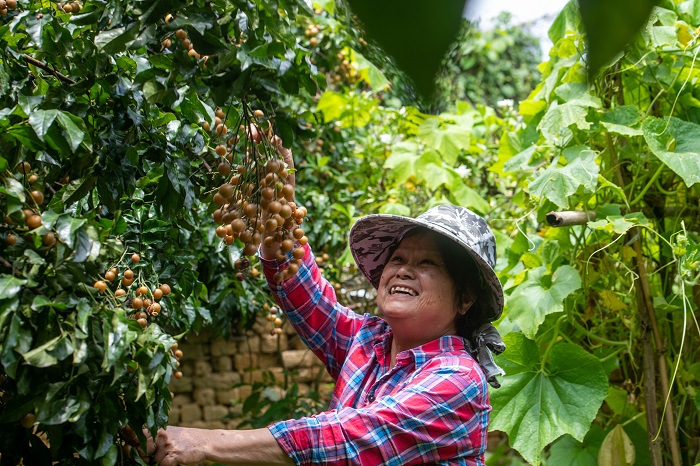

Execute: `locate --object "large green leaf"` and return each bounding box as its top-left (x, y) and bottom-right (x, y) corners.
top-left (529, 146), bottom-right (599, 208)
top-left (491, 333), bottom-right (609, 465)
top-left (578, 0), bottom-right (659, 77)
top-left (507, 265), bottom-right (581, 338)
top-left (642, 116), bottom-right (700, 187)
top-left (346, 0), bottom-right (467, 100)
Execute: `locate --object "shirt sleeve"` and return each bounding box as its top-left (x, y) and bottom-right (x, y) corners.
top-left (267, 358), bottom-right (490, 465)
top-left (260, 243), bottom-right (367, 380)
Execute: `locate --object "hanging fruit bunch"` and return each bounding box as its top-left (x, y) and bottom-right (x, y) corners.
top-left (2, 161), bottom-right (58, 250)
top-left (264, 303), bottom-right (284, 335)
top-left (0, 0), bottom-right (18, 16)
top-left (92, 252), bottom-right (174, 327)
top-left (206, 102), bottom-right (308, 283)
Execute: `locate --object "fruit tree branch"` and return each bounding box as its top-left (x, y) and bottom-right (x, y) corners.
top-left (22, 54), bottom-right (76, 85)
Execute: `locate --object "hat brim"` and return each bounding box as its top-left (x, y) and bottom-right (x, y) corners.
top-left (349, 213), bottom-right (503, 322)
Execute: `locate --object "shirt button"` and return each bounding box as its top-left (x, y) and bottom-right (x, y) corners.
top-left (368, 394), bottom-right (375, 402)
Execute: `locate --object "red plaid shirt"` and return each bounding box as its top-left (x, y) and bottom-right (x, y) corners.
top-left (262, 244), bottom-right (490, 465)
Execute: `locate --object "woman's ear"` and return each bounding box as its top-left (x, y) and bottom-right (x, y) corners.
top-left (458, 288), bottom-right (476, 315)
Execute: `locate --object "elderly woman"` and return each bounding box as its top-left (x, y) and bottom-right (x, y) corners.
top-left (143, 161), bottom-right (505, 466)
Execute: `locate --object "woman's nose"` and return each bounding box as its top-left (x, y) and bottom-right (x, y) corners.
top-left (395, 263), bottom-right (415, 278)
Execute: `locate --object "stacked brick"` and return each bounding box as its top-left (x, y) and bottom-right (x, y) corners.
top-left (167, 314), bottom-right (334, 429)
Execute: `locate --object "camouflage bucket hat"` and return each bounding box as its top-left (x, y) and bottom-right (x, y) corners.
top-left (349, 204), bottom-right (504, 322)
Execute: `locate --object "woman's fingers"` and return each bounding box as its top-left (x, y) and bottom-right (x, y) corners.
top-left (270, 134), bottom-right (295, 188)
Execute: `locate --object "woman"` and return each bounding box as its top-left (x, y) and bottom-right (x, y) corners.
top-left (143, 159), bottom-right (505, 466)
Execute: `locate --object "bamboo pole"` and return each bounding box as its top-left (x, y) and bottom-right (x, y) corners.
top-left (630, 229), bottom-right (682, 466)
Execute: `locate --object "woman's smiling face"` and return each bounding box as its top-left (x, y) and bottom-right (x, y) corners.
top-left (376, 230), bottom-right (463, 341)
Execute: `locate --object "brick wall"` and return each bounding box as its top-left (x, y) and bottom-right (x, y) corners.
top-left (167, 314), bottom-right (334, 430)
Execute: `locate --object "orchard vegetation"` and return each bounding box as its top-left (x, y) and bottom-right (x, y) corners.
top-left (1, 0), bottom-right (699, 465)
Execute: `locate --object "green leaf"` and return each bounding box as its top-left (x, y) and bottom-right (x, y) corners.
top-left (598, 425), bottom-right (636, 466)
top-left (507, 265), bottom-right (582, 338)
top-left (7, 124), bottom-right (45, 151)
top-left (378, 202), bottom-right (411, 216)
top-left (62, 177), bottom-right (97, 207)
top-left (100, 445), bottom-right (118, 466)
top-left (529, 147), bottom-right (599, 208)
top-left (384, 141), bottom-right (419, 183)
top-left (28, 109), bottom-right (59, 142)
top-left (414, 150), bottom-right (449, 190)
top-left (102, 312), bottom-right (138, 372)
top-left (346, 0), bottom-right (467, 99)
top-left (600, 106), bottom-right (643, 137)
top-left (354, 50), bottom-right (390, 92)
top-left (95, 24), bottom-right (140, 53)
top-left (548, 425), bottom-right (607, 466)
top-left (56, 111), bottom-right (91, 152)
top-left (2, 177), bottom-right (26, 204)
top-left (540, 101), bottom-right (592, 142)
top-left (21, 335), bottom-right (63, 367)
top-left (642, 116), bottom-right (700, 186)
top-left (31, 295), bottom-right (66, 311)
top-left (549, 1), bottom-right (581, 44)
top-left (56, 216), bottom-right (87, 249)
top-left (578, 0), bottom-right (658, 77)
top-left (446, 169), bottom-right (489, 214)
top-left (418, 116), bottom-right (472, 165)
top-left (491, 333), bottom-right (609, 465)
top-left (0, 275), bottom-right (27, 300)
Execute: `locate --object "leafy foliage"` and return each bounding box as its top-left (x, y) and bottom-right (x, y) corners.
top-left (436, 14), bottom-right (542, 109)
top-left (0, 0), bottom-right (322, 462)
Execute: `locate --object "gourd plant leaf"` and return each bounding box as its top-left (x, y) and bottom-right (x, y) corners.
top-left (418, 115), bottom-right (471, 165)
top-left (642, 116), bottom-right (700, 186)
top-left (597, 424), bottom-right (636, 466)
top-left (384, 141), bottom-right (420, 184)
top-left (490, 333), bottom-right (609, 466)
top-left (507, 265), bottom-right (582, 339)
top-left (548, 424), bottom-right (607, 466)
top-left (599, 105), bottom-right (643, 137)
top-left (540, 83), bottom-right (601, 142)
top-left (346, 0), bottom-right (468, 101)
top-left (577, 0), bottom-right (659, 78)
top-left (528, 146), bottom-right (599, 209)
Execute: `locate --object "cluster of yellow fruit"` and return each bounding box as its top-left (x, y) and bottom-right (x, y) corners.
top-left (57, 1), bottom-right (81, 13)
top-left (160, 19), bottom-right (207, 62)
top-left (171, 343), bottom-right (184, 379)
top-left (263, 303), bottom-right (284, 335)
top-left (332, 50), bottom-right (359, 85)
top-left (206, 106), bottom-right (308, 283)
top-left (304, 23), bottom-right (321, 47)
top-left (92, 253), bottom-right (173, 328)
top-left (2, 162), bottom-right (56, 248)
top-left (0, 0), bottom-right (17, 16)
